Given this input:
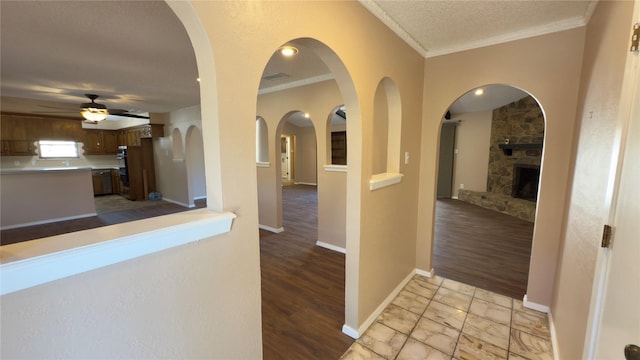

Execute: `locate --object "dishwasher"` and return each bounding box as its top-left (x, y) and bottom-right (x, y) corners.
top-left (92, 169), bottom-right (113, 196)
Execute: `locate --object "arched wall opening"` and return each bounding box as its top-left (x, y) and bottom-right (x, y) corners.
top-left (327, 105), bottom-right (347, 166)
top-left (185, 125), bottom-right (207, 205)
top-left (254, 37), bottom-right (361, 337)
top-left (256, 116), bottom-right (269, 164)
top-left (372, 78), bottom-right (402, 175)
top-left (433, 84), bottom-right (545, 299)
top-left (172, 128), bottom-right (184, 161)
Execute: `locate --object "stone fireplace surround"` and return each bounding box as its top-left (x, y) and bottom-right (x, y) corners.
top-left (458, 96), bottom-right (544, 222)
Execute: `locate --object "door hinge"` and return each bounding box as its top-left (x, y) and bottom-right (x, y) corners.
top-left (631, 23), bottom-right (640, 52)
top-left (601, 224), bottom-right (613, 248)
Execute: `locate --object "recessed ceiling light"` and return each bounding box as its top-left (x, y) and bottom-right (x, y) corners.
top-left (304, 113), bottom-right (310, 118)
top-left (474, 88), bottom-right (484, 96)
top-left (196, 77), bottom-right (200, 82)
top-left (279, 45), bottom-right (298, 57)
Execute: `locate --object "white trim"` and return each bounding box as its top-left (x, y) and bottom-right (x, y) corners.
top-left (548, 311), bottom-right (560, 360)
top-left (324, 165), bottom-right (347, 173)
top-left (341, 325), bottom-right (360, 339)
top-left (426, 17), bottom-right (588, 58)
top-left (258, 74), bottom-right (335, 95)
top-left (259, 224), bottom-right (284, 233)
top-left (0, 213), bottom-right (97, 231)
top-left (358, 0), bottom-right (428, 58)
top-left (256, 162), bottom-right (270, 168)
top-left (315, 241), bottom-right (346, 254)
top-left (342, 269), bottom-right (415, 339)
top-left (0, 210), bottom-right (236, 295)
top-left (162, 197), bottom-right (193, 208)
top-left (360, 0), bottom-right (592, 60)
top-left (523, 294), bottom-right (550, 313)
top-left (193, 195), bottom-right (207, 200)
top-left (451, 196), bottom-right (459, 200)
top-left (415, 268), bottom-right (435, 278)
top-left (294, 181), bottom-right (317, 186)
top-left (369, 172), bottom-right (403, 191)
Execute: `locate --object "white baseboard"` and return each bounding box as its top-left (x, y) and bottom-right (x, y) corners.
top-left (452, 196), bottom-right (459, 200)
top-left (316, 241), bottom-right (346, 254)
top-left (259, 224), bottom-right (284, 233)
top-left (341, 324), bottom-right (359, 339)
top-left (548, 311), bottom-right (560, 360)
top-left (342, 269), bottom-right (416, 339)
top-left (523, 294), bottom-right (550, 313)
top-left (415, 268), bottom-right (435, 278)
top-left (294, 181), bottom-right (317, 186)
top-left (0, 213), bottom-right (97, 231)
top-left (193, 195), bottom-right (207, 200)
top-left (162, 197), bottom-right (193, 208)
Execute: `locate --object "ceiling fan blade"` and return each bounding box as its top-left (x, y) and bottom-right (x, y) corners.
top-left (110, 112), bottom-right (150, 120)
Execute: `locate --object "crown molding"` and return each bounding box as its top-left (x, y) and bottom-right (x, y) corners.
top-left (258, 74), bottom-right (335, 95)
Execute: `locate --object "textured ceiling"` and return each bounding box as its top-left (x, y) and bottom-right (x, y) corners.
top-left (1, 1), bottom-right (597, 119)
top-left (364, 0), bottom-right (596, 57)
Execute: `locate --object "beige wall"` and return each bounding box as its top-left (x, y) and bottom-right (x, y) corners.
top-left (0, 2), bottom-right (427, 357)
top-left (551, 1), bottom-right (634, 358)
top-left (257, 80), bottom-right (344, 230)
top-left (153, 106), bottom-right (200, 207)
top-left (282, 121), bottom-right (317, 185)
top-left (0, 169), bottom-right (95, 228)
top-left (418, 28), bottom-right (586, 307)
top-left (449, 111), bottom-right (492, 198)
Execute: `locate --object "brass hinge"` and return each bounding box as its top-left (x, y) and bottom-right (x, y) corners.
top-left (601, 224), bottom-right (613, 248)
top-left (631, 23), bottom-right (640, 52)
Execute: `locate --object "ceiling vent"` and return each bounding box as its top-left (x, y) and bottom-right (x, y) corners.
top-left (262, 72), bottom-right (289, 81)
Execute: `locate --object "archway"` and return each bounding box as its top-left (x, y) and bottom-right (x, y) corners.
top-left (255, 37), bottom-right (361, 352)
top-left (185, 125), bottom-right (206, 206)
top-left (434, 84), bottom-right (545, 298)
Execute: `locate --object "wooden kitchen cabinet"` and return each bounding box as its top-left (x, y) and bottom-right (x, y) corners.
top-left (1, 113), bottom-right (83, 142)
top-left (102, 131), bottom-right (118, 154)
top-left (116, 124), bottom-right (164, 146)
top-left (82, 129), bottom-right (118, 155)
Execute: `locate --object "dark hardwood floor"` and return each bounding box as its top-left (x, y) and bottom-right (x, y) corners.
top-left (0, 197), bottom-right (206, 245)
top-left (260, 184), bottom-right (353, 359)
top-left (433, 198), bottom-right (534, 299)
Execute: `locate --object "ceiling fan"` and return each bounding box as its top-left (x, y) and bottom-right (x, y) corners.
top-left (80, 94), bottom-right (149, 122)
top-left (33, 93), bottom-right (149, 122)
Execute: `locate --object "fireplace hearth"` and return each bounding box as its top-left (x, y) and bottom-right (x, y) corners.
top-left (512, 164), bottom-right (540, 201)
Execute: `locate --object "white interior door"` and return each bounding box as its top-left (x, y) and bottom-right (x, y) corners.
top-left (590, 13), bottom-right (640, 358)
top-left (281, 135), bottom-right (291, 181)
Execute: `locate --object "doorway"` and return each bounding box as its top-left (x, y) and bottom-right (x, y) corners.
top-left (280, 134), bottom-right (293, 184)
top-left (433, 84), bottom-right (544, 299)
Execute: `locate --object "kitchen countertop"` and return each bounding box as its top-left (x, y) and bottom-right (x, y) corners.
top-left (0, 166), bottom-right (118, 175)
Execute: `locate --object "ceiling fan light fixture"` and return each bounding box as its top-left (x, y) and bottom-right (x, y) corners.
top-left (81, 107), bottom-right (108, 122)
top-left (80, 93), bottom-right (108, 122)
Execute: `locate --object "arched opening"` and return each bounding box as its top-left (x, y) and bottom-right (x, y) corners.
top-left (256, 116), bottom-right (269, 164)
top-left (372, 77), bottom-right (402, 175)
top-left (172, 128), bottom-right (184, 161)
top-left (255, 37), bottom-right (360, 356)
top-left (434, 84), bottom-right (545, 299)
top-left (185, 125), bottom-right (206, 206)
top-left (328, 105), bottom-right (347, 166)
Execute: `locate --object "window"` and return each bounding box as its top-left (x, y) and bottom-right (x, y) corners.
top-left (37, 140), bottom-right (79, 158)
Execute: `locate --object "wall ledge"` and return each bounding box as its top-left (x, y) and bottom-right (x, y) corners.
top-left (369, 172), bottom-right (403, 191)
top-left (324, 164), bottom-right (347, 172)
top-left (0, 209), bottom-right (236, 295)
top-left (256, 162), bottom-right (270, 168)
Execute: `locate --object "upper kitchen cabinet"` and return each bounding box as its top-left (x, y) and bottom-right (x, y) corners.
top-left (0, 113), bottom-right (84, 155)
top-left (82, 129), bottom-right (118, 155)
top-left (117, 124), bottom-right (164, 147)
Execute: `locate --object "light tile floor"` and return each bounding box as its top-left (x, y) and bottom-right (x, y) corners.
top-left (340, 275), bottom-right (553, 360)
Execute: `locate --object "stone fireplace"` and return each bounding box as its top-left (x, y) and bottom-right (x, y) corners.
top-left (458, 95), bottom-right (544, 222)
top-left (512, 164), bottom-right (540, 201)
